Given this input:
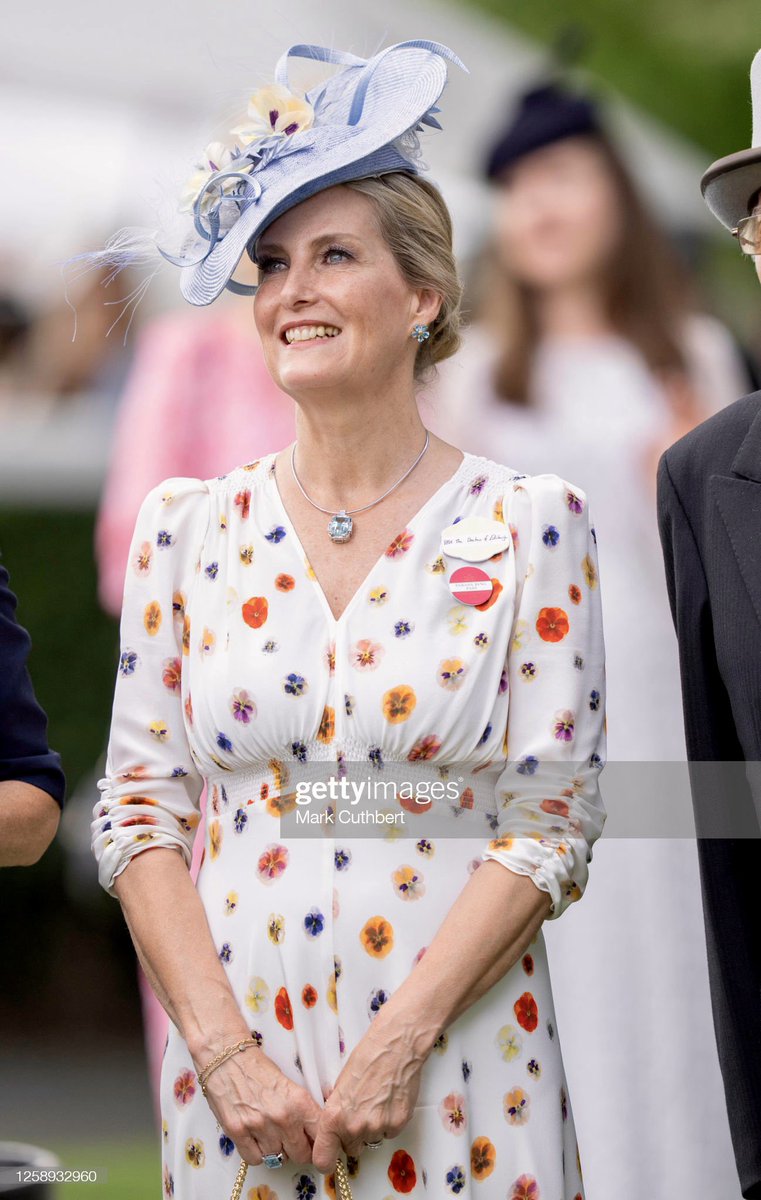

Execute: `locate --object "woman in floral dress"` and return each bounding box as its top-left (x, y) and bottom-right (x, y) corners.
top-left (90, 41), bottom-right (607, 1200)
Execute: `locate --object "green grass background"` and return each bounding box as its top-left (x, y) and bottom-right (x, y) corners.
top-left (46, 1141), bottom-right (158, 1200)
top-left (467, 0), bottom-right (759, 158)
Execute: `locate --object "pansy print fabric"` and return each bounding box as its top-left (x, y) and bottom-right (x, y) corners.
top-left (93, 450), bottom-right (607, 1199)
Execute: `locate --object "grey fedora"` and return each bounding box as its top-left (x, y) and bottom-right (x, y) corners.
top-left (701, 48), bottom-right (761, 231)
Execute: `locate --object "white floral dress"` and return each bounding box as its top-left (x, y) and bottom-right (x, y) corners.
top-left (92, 449), bottom-right (607, 1200)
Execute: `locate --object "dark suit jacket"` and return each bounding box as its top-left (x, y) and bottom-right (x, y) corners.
top-left (657, 392), bottom-right (761, 1200)
top-left (0, 560), bottom-right (66, 807)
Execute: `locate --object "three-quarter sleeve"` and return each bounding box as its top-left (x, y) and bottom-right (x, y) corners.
top-left (92, 476), bottom-right (211, 899)
top-left (482, 472), bottom-right (607, 920)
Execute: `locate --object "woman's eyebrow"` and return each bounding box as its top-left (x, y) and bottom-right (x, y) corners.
top-left (256, 232), bottom-right (360, 256)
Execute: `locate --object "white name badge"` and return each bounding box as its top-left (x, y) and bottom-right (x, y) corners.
top-left (440, 516), bottom-right (511, 562)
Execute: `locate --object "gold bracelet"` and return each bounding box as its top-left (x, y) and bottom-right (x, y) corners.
top-left (198, 1037), bottom-right (260, 1096)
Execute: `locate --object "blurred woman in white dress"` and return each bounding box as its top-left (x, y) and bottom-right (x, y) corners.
top-left (422, 78), bottom-right (751, 1200)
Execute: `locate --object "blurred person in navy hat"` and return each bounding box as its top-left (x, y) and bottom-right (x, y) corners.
top-left (657, 47), bottom-right (761, 1200)
top-left (424, 68), bottom-right (751, 1200)
top-left (0, 558), bottom-right (66, 864)
top-left (483, 76), bottom-right (602, 180)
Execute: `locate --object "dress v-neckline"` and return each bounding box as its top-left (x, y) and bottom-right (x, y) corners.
top-left (266, 449), bottom-right (476, 629)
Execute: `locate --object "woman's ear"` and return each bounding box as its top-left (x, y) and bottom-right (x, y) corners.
top-left (414, 287), bottom-right (444, 327)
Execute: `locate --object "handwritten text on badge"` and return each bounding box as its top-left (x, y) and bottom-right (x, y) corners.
top-left (441, 516), bottom-right (511, 562)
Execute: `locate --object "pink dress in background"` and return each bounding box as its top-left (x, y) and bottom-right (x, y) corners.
top-left (95, 306), bottom-right (296, 1121)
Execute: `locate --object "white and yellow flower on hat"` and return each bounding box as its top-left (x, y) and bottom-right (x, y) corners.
top-left (179, 141), bottom-right (241, 214)
top-left (231, 83), bottom-right (315, 146)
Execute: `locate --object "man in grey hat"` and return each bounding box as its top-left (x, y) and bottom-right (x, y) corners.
top-left (656, 49), bottom-right (761, 1200)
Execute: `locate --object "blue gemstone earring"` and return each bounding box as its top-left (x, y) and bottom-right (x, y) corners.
top-left (411, 323), bottom-right (430, 344)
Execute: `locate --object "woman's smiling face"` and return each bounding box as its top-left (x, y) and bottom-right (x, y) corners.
top-left (252, 184), bottom-right (431, 398)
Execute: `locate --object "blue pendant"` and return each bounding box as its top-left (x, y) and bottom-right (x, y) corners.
top-left (328, 510), bottom-right (353, 542)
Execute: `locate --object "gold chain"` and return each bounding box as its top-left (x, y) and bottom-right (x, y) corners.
top-left (334, 1156), bottom-right (354, 1200)
top-left (230, 1158), bottom-right (249, 1200)
top-left (197, 1037), bottom-right (260, 1097)
top-left (229, 1155), bottom-right (353, 1200)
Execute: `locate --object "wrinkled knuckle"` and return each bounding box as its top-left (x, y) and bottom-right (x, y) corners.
top-left (268, 1105), bottom-right (288, 1129)
top-left (226, 1117), bottom-right (249, 1144)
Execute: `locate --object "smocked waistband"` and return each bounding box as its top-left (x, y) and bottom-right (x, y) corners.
top-left (204, 754), bottom-right (502, 817)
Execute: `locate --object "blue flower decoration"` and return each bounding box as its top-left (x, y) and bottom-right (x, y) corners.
top-left (265, 525), bottom-right (287, 544)
top-left (294, 1176), bottom-right (318, 1200)
top-left (446, 1164), bottom-right (467, 1193)
top-left (368, 988), bottom-right (390, 1017)
top-left (218, 943), bottom-right (233, 964)
top-left (461, 1058), bottom-right (472, 1082)
top-left (233, 807), bottom-right (248, 833)
top-left (171, 766), bottom-right (189, 778)
top-left (283, 672), bottom-right (307, 697)
top-left (369, 746), bottom-right (384, 770)
top-left (335, 848), bottom-right (352, 871)
top-left (156, 529), bottom-right (174, 549)
top-left (218, 1134), bottom-right (235, 1157)
top-left (119, 649), bottom-right (139, 676)
top-left (589, 689), bottom-right (601, 710)
top-left (479, 722), bottom-right (492, 745)
top-left (216, 731), bottom-right (233, 752)
top-left (304, 908), bottom-right (325, 937)
top-left (542, 524), bottom-right (560, 548)
top-left (291, 739), bottom-right (308, 762)
top-left (204, 561), bottom-right (219, 580)
top-left (517, 754), bottom-right (539, 776)
top-left (394, 619), bottom-right (414, 637)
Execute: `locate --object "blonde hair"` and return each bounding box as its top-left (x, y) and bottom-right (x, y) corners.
top-left (344, 172), bottom-right (464, 383)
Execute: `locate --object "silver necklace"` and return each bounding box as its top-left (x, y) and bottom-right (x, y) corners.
top-left (290, 431), bottom-right (431, 543)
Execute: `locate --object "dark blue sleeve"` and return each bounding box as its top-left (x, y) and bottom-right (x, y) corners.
top-left (0, 559), bottom-right (66, 808)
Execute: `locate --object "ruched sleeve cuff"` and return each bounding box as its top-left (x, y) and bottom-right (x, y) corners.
top-left (92, 477), bottom-right (211, 899)
top-left (482, 472), bottom-right (608, 920)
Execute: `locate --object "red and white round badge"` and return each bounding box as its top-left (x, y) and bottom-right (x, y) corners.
top-left (448, 565), bottom-right (493, 606)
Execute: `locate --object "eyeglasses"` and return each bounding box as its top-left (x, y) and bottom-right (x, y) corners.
top-left (731, 210), bottom-right (761, 256)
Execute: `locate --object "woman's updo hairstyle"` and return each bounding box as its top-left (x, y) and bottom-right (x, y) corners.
top-left (342, 172), bottom-right (464, 383)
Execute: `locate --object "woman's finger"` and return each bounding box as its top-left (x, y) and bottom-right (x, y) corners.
top-left (280, 1124), bottom-right (313, 1166)
top-left (311, 1122), bottom-right (344, 1174)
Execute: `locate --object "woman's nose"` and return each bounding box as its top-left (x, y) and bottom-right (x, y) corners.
top-left (278, 260), bottom-right (318, 307)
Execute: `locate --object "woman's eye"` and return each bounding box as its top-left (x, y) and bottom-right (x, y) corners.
top-left (257, 246), bottom-right (351, 274)
top-left (257, 257), bottom-right (285, 275)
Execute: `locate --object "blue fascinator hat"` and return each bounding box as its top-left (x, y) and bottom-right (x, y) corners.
top-left (71, 39), bottom-right (467, 312)
top-left (484, 80), bottom-right (602, 181)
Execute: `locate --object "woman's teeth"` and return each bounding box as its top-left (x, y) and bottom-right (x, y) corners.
top-left (284, 324), bottom-right (341, 343)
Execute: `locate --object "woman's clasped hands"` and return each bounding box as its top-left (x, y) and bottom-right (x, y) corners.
top-left (197, 1010), bottom-right (430, 1175)
top-left (198, 1043), bottom-right (323, 1169)
top-left (311, 1012), bottom-right (430, 1172)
